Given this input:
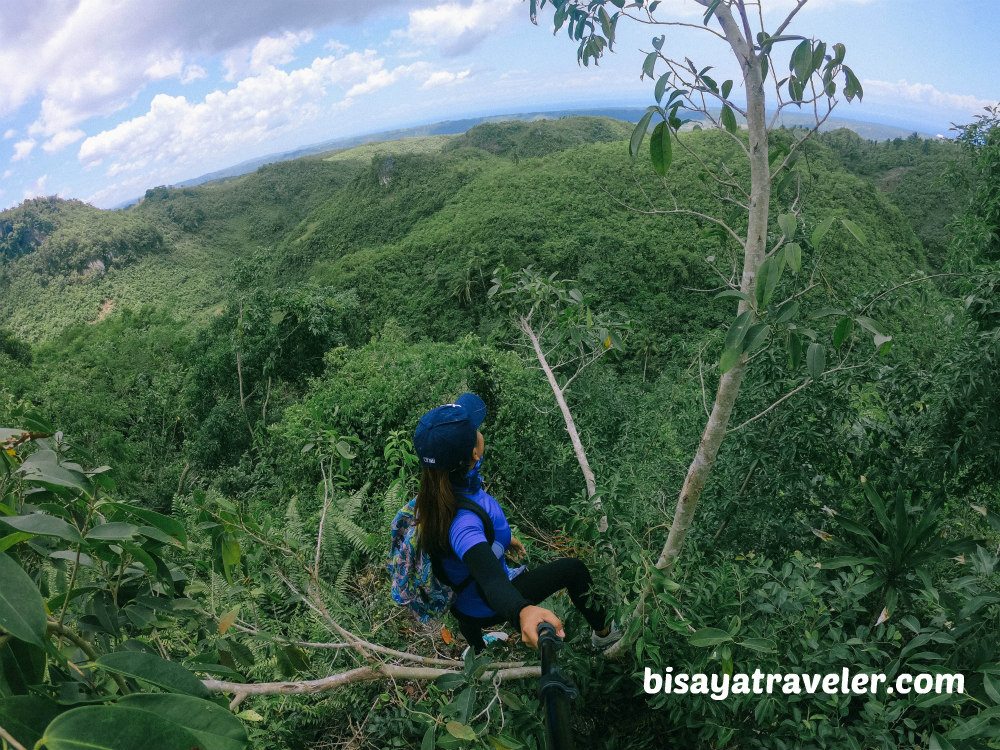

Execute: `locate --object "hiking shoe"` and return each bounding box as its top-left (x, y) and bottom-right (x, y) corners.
top-left (591, 621), bottom-right (623, 651)
top-left (462, 631), bottom-right (509, 659)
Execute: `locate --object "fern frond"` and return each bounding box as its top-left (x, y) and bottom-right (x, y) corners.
top-left (332, 515), bottom-right (378, 555)
top-left (341, 482), bottom-right (370, 521)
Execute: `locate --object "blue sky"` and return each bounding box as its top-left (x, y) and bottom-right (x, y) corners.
top-left (1, 0), bottom-right (997, 209)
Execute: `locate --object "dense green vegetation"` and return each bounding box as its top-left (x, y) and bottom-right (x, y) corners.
top-left (1, 112), bottom-right (998, 750)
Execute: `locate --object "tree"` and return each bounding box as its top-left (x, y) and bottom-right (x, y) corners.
top-left (529, 0), bottom-right (870, 652)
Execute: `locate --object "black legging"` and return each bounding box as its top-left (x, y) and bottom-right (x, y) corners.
top-left (454, 557), bottom-right (608, 652)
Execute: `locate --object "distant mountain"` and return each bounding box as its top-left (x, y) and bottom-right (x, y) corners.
top-left (112, 107), bottom-right (936, 208)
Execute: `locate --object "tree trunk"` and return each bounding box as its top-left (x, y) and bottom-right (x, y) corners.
top-left (608, 3), bottom-right (770, 653)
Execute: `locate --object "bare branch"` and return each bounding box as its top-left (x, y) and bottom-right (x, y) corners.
top-left (773, 282), bottom-right (819, 307)
top-left (204, 664), bottom-right (541, 705)
top-left (727, 355), bottom-right (877, 433)
top-left (626, 11), bottom-right (729, 42)
top-left (518, 316), bottom-right (602, 516)
top-left (770, 104), bottom-right (837, 180)
top-left (861, 273), bottom-right (966, 313)
top-left (600, 185), bottom-right (747, 249)
top-left (698, 348), bottom-right (711, 418)
top-left (47, 620), bottom-right (130, 695)
top-left (772, 0), bottom-right (810, 38)
top-left (0, 724), bottom-right (29, 750)
top-left (314, 459), bottom-right (331, 578)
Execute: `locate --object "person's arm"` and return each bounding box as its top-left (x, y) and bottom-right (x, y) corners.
top-left (461, 542), bottom-right (530, 623)
top-left (461, 543), bottom-right (564, 648)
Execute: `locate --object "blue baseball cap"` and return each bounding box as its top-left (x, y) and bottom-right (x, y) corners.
top-left (414, 393), bottom-right (487, 472)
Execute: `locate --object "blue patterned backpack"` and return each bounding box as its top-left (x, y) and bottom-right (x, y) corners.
top-left (387, 496), bottom-right (494, 623)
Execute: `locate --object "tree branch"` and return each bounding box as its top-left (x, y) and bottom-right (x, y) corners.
top-left (47, 620), bottom-right (130, 695)
top-left (0, 724), bottom-right (29, 750)
top-left (204, 664), bottom-right (540, 709)
top-left (518, 316), bottom-right (604, 524)
top-left (727, 355), bottom-right (877, 433)
top-left (861, 273), bottom-right (966, 312)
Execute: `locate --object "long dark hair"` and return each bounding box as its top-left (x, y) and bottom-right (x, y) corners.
top-left (415, 466), bottom-right (457, 557)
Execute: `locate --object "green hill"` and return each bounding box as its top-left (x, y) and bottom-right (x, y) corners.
top-left (1, 115), bottom-right (995, 750)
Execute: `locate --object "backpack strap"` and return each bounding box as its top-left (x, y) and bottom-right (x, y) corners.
top-left (432, 497), bottom-right (496, 593)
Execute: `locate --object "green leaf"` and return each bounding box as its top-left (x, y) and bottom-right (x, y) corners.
top-left (654, 74), bottom-right (669, 104)
top-left (790, 39), bottom-right (813, 79)
top-left (777, 213), bottom-right (796, 240)
top-left (642, 50), bottom-right (657, 79)
top-left (959, 594), bottom-right (1000, 620)
top-left (984, 673), bottom-right (1000, 704)
top-left (840, 218), bottom-right (867, 244)
top-left (446, 721), bottom-right (477, 741)
top-left (1, 512), bottom-right (83, 543)
top-left (721, 79), bottom-right (733, 98)
top-left (785, 242), bottom-right (802, 273)
top-left (822, 556), bottom-right (878, 569)
top-left (806, 342), bottom-right (825, 379)
top-left (0, 696), bottom-right (63, 749)
top-left (452, 686), bottom-right (476, 725)
top-left (718, 346), bottom-right (742, 374)
top-left (843, 65), bottom-right (864, 101)
top-left (689, 627), bottom-right (733, 647)
top-left (744, 324), bottom-right (770, 354)
top-left (739, 638), bottom-right (776, 653)
top-left (650, 121), bottom-right (672, 176)
top-left (775, 301), bottom-right (799, 324)
top-left (714, 290), bottom-right (752, 302)
top-left (755, 254), bottom-right (784, 308)
top-left (17, 450), bottom-right (92, 495)
top-left (724, 310), bottom-right (755, 351)
top-left (96, 652), bottom-right (210, 698)
top-left (0, 531), bottom-right (36, 551)
top-left (119, 694), bottom-right (248, 750)
top-left (720, 104), bottom-right (737, 134)
top-left (85, 522), bottom-right (140, 541)
top-left (137, 525), bottom-right (184, 548)
top-left (787, 331), bottom-right (802, 369)
top-left (435, 673), bottom-right (465, 691)
top-left (421, 724), bottom-right (436, 750)
top-left (221, 533), bottom-right (241, 570)
top-left (811, 217), bottom-right (835, 249)
top-left (0, 551), bottom-right (47, 647)
top-left (112, 503), bottom-right (187, 548)
top-left (833, 316), bottom-right (854, 349)
top-left (39, 706), bottom-right (204, 750)
top-left (630, 109), bottom-right (655, 157)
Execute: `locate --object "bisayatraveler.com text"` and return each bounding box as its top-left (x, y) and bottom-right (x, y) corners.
top-left (643, 667), bottom-right (965, 701)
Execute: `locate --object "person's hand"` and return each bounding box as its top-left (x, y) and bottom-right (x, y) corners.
top-left (518, 605), bottom-right (563, 648)
top-left (508, 536), bottom-right (526, 560)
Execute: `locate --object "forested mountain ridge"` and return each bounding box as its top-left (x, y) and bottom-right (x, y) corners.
top-left (1, 114), bottom-right (998, 749)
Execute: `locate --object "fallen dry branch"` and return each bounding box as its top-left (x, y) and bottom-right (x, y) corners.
top-left (205, 664), bottom-right (540, 710)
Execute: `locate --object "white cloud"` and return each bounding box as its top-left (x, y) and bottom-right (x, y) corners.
top-left (79, 51), bottom-right (378, 174)
top-left (325, 40), bottom-right (349, 54)
top-left (421, 69), bottom-right (471, 89)
top-left (862, 79), bottom-right (993, 113)
top-left (402, 0), bottom-right (520, 56)
top-left (0, 1), bottom-right (440, 133)
top-left (12, 139), bottom-right (36, 162)
top-left (181, 65), bottom-right (207, 84)
top-left (2, 170), bottom-right (12, 179)
top-left (43, 128), bottom-right (85, 152)
top-left (145, 54), bottom-right (184, 80)
top-left (23, 174), bottom-right (48, 199)
top-left (224, 30), bottom-right (314, 81)
top-left (3, 129), bottom-right (15, 140)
